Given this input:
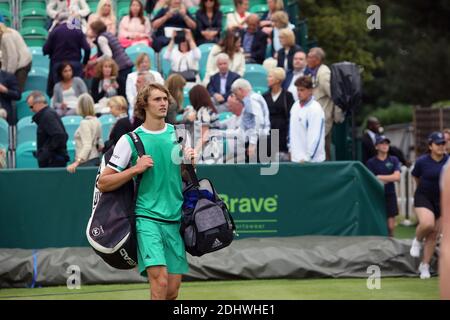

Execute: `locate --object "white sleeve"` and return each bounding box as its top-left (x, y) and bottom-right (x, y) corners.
top-left (97, 36), bottom-right (113, 61)
top-left (107, 135), bottom-right (132, 172)
top-left (125, 73), bottom-right (136, 109)
top-left (306, 106), bottom-right (325, 160)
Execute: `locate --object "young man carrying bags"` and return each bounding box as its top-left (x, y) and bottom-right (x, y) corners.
top-left (97, 83), bottom-right (196, 300)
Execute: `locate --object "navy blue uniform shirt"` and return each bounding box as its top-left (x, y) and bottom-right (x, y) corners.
top-left (367, 155), bottom-right (401, 195)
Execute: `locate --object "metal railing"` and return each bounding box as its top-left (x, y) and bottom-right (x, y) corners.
top-left (395, 165), bottom-right (416, 225)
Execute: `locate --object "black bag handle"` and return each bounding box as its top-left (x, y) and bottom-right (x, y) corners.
top-left (127, 132), bottom-right (146, 196)
top-left (174, 124), bottom-right (200, 188)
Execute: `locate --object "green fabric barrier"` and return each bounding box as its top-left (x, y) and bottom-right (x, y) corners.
top-left (0, 162), bottom-right (387, 249)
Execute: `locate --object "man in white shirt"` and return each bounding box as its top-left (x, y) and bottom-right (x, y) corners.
top-left (289, 76), bottom-right (325, 163)
top-left (282, 51), bottom-right (307, 101)
top-left (229, 79), bottom-right (271, 162)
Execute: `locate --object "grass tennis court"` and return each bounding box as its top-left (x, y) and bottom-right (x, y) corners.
top-left (2, 226), bottom-right (432, 300)
top-left (0, 278), bottom-right (438, 300)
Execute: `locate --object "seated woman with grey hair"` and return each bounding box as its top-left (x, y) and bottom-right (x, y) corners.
top-left (66, 93), bottom-right (104, 173)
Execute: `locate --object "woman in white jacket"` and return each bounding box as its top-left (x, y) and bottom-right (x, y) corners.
top-left (67, 93), bottom-right (104, 173)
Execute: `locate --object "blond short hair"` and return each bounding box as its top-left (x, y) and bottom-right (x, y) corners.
top-left (269, 67), bottom-right (286, 82)
top-left (77, 93), bottom-right (95, 117)
top-left (271, 11), bottom-right (289, 28)
top-left (279, 28), bottom-right (295, 47)
top-left (107, 96), bottom-right (128, 112)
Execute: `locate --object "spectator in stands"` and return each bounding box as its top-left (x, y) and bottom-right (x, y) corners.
top-left (164, 29), bottom-right (201, 84)
top-left (151, 0), bottom-right (197, 52)
top-left (89, 20), bottom-right (134, 98)
top-left (276, 28), bottom-right (302, 71)
top-left (27, 91), bottom-right (69, 168)
top-left (195, 0), bottom-right (223, 45)
top-left (410, 132), bottom-right (449, 279)
top-left (440, 162), bottom-right (450, 298)
top-left (52, 62), bottom-right (88, 116)
top-left (87, 0), bottom-right (117, 45)
top-left (67, 93), bottom-right (104, 172)
top-left (289, 76), bottom-right (325, 163)
top-left (182, 84), bottom-right (219, 160)
top-left (366, 136), bottom-right (401, 237)
top-left (240, 14), bottom-right (268, 64)
top-left (203, 30), bottom-right (245, 86)
top-left (362, 116), bottom-right (381, 164)
top-left (126, 53), bottom-right (164, 112)
top-left (165, 73), bottom-right (186, 124)
top-left (283, 51), bottom-right (307, 101)
top-left (207, 53), bottom-right (241, 113)
top-left (47, 0), bottom-right (91, 32)
top-left (270, 11), bottom-right (294, 54)
top-left (0, 18), bottom-right (32, 93)
top-left (263, 67), bottom-right (294, 161)
top-left (91, 58), bottom-right (119, 105)
top-left (260, 0), bottom-right (284, 35)
top-left (103, 96), bottom-right (133, 153)
top-left (307, 47), bottom-right (344, 160)
top-left (118, 0), bottom-right (152, 48)
top-left (0, 66), bottom-right (21, 125)
top-left (226, 0), bottom-right (250, 31)
top-left (444, 128), bottom-right (450, 154)
top-left (229, 78), bottom-right (270, 162)
top-left (43, 11), bottom-right (91, 98)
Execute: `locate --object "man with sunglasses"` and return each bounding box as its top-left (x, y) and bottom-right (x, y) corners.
top-left (27, 91), bottom-right (69, 168)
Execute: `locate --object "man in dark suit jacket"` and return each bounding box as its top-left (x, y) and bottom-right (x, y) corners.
top-left (240, 14), bottom-right (268, 64)
top-left (207, 53), bottom-right (240, 113)
top-left (0, 67), bottom-right (21, 125)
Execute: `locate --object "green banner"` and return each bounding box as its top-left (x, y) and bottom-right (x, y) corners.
top-left (0, 162), bottom-right (387, 249)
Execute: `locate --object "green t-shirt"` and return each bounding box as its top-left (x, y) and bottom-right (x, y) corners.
top-left (108, 124), bottom-right (184, 221)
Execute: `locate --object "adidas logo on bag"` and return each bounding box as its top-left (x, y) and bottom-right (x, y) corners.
top-left (212, 238), bottom-right (223, 249)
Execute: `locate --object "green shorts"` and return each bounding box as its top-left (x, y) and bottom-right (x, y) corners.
top-left (136, 217), bottom-right (189, 277)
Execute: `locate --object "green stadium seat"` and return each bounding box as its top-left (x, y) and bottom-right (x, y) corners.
top-left (118, 4), bottom-right (130, 20)
top-left (243, 63), bottom-right (268, 91)
top-left (188, 6), bottom-right (199, 16)
top-left (218, 111), bottom-right (233, 122)
top-left (249, 4), bottom-right (268, 16)
top-left (99, 114), bottom-right (116, 140)
top-left (183, 87), bottom-right (190, 108)
top-left (28, 46), bottom-right (50, 69)
top-left (62, 115), bottom-right (82, 140)
top-left (20, 1), bottom-right (47, 11)
top-left (0, 2), bottom-right (13, 27)
top-left (24, 67), bottom-right (49, 92)
top-left (220, 5), bottom-right (235, 14)
top-left (125, 44), bottom-right (157, 71)
top-left (86, 0), bottom-right (99, 12)
top-left (159, 46), bottom-right (171, 78)
top-left (0, 118), bottom-right (9, 150)
top-left (21, 26), bottom-right (48, 47)
top-left (20, 7), bottom-right (48, 29)
top-left (198, 43), bottom-right (215, 81)
top-left (17, 116), bottom-right (37, 146)
top-left (67, 140), bottom-right (76, 162)
top-left (16, 141), bottom-right (39, 168)
top-left (220, 0), bottom-right (234, 6)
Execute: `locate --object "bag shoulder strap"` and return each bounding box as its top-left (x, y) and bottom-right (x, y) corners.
top-left (127, 131), bottom-right (145, 157)
top-left (174, 124), bottom-right (200, 187)
top-left (127, 132), bottom-right (145, 192)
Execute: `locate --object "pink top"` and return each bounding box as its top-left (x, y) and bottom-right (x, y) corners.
top-left (118, 16), bottom-right (151, 39)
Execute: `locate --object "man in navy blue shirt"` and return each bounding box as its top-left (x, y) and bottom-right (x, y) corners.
top-left (367, 135), bottom-right (401, 237)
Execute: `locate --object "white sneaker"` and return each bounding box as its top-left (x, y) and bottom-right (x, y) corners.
top-left (419, 263), bottom-right (431, 279)
top-left (410, 238), bottom-right (421, 257)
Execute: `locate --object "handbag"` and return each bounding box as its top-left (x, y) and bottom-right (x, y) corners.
top-left (172, 55), bottom-right (197, 82)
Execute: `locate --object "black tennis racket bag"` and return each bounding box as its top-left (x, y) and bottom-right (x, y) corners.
top-left (86, 132), bottom-right (144, 269)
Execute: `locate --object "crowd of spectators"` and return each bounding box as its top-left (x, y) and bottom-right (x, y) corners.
top-left (1, 0), bottom-right (354, 168)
